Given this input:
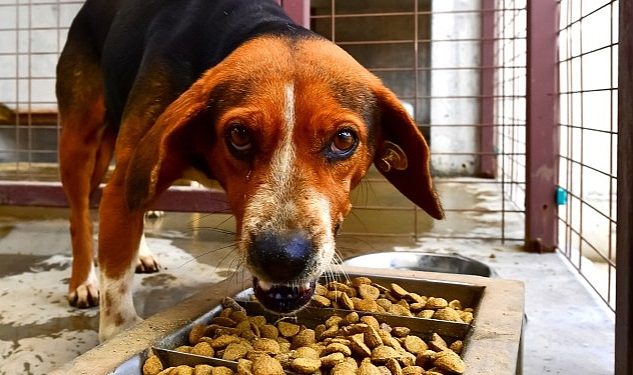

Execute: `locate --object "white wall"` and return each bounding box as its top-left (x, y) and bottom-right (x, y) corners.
top-left (430, 0), bottom-right (481, 176)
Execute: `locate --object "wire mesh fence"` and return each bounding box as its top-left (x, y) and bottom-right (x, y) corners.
top-left (557, 0), bottom-right (619, 311)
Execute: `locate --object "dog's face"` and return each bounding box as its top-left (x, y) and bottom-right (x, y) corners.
top-left (125, 36), bottom-right (444, 313)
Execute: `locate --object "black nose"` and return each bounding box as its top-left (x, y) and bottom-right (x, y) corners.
top-left (249, 230), bottom-right (315, 283)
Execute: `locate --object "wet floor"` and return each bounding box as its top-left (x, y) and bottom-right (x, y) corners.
top-left (0, 178), bottom-right (615, 375)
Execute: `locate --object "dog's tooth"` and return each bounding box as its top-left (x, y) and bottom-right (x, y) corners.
top-left (258, 280), bottom-right (273, 292)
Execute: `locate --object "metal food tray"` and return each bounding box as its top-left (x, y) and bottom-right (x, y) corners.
top-left (51, 266), bottom-right (524, 375)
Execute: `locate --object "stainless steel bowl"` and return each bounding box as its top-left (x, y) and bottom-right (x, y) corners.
top-left (342, 252), bottom-right (497, 277)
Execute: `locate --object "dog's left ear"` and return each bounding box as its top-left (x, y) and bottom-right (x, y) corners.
top-left (125, 80), bottom-right (213, 211)
top-left (372, 85), bottom-right (445, 220)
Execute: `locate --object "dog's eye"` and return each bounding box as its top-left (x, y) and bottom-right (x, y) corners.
top-left (330, 130), bottom-right (357, 156)
top-left (227, 126), bottom-right (252, 153)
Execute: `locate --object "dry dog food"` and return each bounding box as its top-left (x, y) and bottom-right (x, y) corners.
top-left (143, 299), bottom-right (467, 375)
top-left (311, 277), bottom-right (475, 324)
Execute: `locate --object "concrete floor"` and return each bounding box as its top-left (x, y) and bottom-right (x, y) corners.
top-left (0, 179), bottom-right (615, 375)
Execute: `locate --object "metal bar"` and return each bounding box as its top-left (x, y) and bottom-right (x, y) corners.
top-left (615, 0), bottom-right (633, 371)
top-left (0, 181), bottom-right (231, 213)
top-left (280, 0), bottom-right (310, 28)
top-left (479, 0), bottom-right (496, 178)
top-left (525, 0), bottom-right (559, 252)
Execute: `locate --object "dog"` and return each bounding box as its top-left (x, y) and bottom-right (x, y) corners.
top-left (56, 0), bottom-right (444, 342)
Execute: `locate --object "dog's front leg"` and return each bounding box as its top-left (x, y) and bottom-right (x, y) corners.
top-left (97, 171), bottom-right (145, 342)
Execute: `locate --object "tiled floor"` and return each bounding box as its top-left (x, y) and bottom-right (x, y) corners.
top-left (0, 179), bottom-right (615, 374)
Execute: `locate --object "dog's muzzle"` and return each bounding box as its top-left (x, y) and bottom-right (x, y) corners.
top-left (249, 230), bottom-right (319, 313)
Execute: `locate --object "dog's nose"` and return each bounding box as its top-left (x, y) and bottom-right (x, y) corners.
top-left (249, 230), bottom-right (315, 283)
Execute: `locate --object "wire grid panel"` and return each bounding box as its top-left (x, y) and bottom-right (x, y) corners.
top-left (558, 0), bottom-right (618, 311)
top-left (0, 0), bottom-right (82, 179)
top-left (493, 0), bottom-right (527, 215)
top-left (311, 0), bottom-right (527, 241)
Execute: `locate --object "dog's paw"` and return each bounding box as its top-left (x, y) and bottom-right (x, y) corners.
top-left (68, 283), bottom-right (100, 308)
top-left (135, 253), bottom-right (160, 273)
top-left (135, 233), bottom-right (160, 273)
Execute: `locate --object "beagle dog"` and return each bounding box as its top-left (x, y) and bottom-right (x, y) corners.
top-left (56, 0), bottom-right (444, 341)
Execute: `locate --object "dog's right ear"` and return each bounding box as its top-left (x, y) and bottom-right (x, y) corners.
top-left (124, 76), bottom-right (216, 211)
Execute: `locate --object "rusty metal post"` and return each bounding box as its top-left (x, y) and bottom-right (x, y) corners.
top-left (479, 0), bottom-right (496, 178)
top-left (525, 1), bottom-right (559, 252)
top-left (280, 0), bottom-right (310, 28)
top-left (616, 0), bottom-right (633, 372)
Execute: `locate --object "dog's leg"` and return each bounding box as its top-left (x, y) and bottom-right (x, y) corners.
top-left (97, 166), bottom-right (146, 341)
top-left (57, 40), bottom-right (114, 308)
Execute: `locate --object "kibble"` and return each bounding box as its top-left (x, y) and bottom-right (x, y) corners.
top-left (144, 285), bottom-right (469, 375)
top-left (309, 277), bottom-right (475, 325)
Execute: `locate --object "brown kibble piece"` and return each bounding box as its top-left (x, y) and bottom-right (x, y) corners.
top-left (351, 276), bottom-right (373, 287)
top-left (253, 338), bottom-right (280, 355)
top-left (342, 311), bottom-right (360, 325)
top-left (448, 299), bottom-right (463, 310)
top-left (277, 321), bottom-right (301, 337)
top-left (360, 315), bottom-right (380, 331)
top-left (358, 284), bottom-right (381, 300)
top-left (191, 342), bottom-right (215, 357)
top-left (433, 350), bottom-right (466, 374)
top-left (362, 325), bottom-right (383, 349)
top-left (349, 333), bottom-right (372, 357)
top-left (425, 297), bottom-right (448, 309)
top-left (390, 283), bottom-right (409, 298)
top-left (292, 328), bottom-right (316, 348)
top-left (375, 298), bottom-right (392, 311)
top-left (385, 357), bottom-right (403, 375)
top-left (223, 342), bottom-right (251, 361)
top-left (432, 307), bottom-right (463, 322)
top-left (354, 298), bottom-right (379, 312)
top-left (459, 311), bottom-right (474, 324)
top-left (311, 295), bottom-right (331, 308)
top-left (391, 326), bottom-right (410, 337)
top-left (331, 361), bottom-right (358, 375)
top-left (418, 310), bottom-right (435, 319)
top-left (160, 365), bottom-right (193, 375)
top-left (405, 293), bottom-right (425, 304)
top-left (291, 357), bottom-right (322, 373)
top-left (428, 333), bottom-right (448, 351)
top-left (340, 292), bottom-right (355, 310)
top-left (358, 359), bottom-right (382, 375)
top-left (321, 352), bottom-right (346, 367)
top-left (409, 302), bottom-right (426, 312)
top-left (325, 342), bottom-right (353, 356)
top-left (371, 345), bottom-right (399, 363)
top-left (249, 315), bottom-right (267, 327)
top-left (142, 354), bottom-right (163, 375)
top-left (236, 359), bottom-right (253, 375)
top-left (294, 345), bottom-right (320, 359)
top-left (401, 365), bottom-right (424, 375)
top-left (315, 284), bottom-right (328, 296)
top-left (252, 355), bottom-right (285, 375)
top-left (387, 304), bottom-right (413, 317)
top-left (450, 340), bottom-right (464, 354)
top-left (189, 324), bottom-right (206, 345)
top-left (211, 366), bottom-right (233, 375)
top-left (259, 324), bottom-right (279, 339)
top-left (212, 316), bottom-right (237, 327)
top-left (192, 364), bottom-right (214, 375)
top-left (403, 335), bottom-right (428, 355)
top-left (210, 335), bottom-right (241, 349)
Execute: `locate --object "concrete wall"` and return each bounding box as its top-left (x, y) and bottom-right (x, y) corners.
top-left (429, 0), bottom-right (481, 176)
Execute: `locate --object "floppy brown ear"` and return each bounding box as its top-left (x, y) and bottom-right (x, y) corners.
top-left (124, 80), bottom-right (214, 211)
top-left (372, 86), bottom-right (445, 220)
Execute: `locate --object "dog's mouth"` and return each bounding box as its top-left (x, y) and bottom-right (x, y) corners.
top-left (252, 277), bottom-right (316, 313)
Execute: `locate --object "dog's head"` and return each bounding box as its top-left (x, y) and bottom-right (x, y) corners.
top-left (126, 35), bottom-right (444, 313)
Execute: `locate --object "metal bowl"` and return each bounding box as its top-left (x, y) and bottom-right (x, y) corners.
top-left (342, 252), bottom-right (497, 277)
